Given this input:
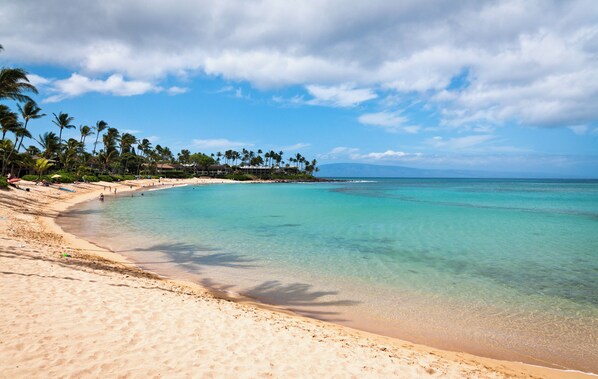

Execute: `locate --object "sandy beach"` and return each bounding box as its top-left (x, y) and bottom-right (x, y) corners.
top-left (0, 179), bottom-right (593, 378)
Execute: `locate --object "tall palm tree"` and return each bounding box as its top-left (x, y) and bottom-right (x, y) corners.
top-left (5, 125), bottom-right (31, 169)
top-left (52, 112), bottom-right (75, 152)
top-left (92, 120), bottom-right (108, 155)
top-left (16, 100), bottom-right (45, 151)
top-left (0, 105), bottom-right (19, 141)
top-left (35, 132), bottom-right (60, 159)
top-left (79, 125), bottom-right (94, 145)
top-left (102, 127), bottom-right (120, 154)
top-left (119, 133), bottom-right (137, 173)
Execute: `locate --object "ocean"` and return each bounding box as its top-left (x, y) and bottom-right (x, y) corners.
top-left (59, 178), bottom-right (598, 372)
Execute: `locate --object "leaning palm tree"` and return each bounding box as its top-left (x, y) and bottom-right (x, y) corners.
top-left (34, 157), bottom-right (53, 180)
top-left (92, 120), bottom-right (108, 155)
top-left (16, 101), bottom-right (45, 152)
top-left (52, 112), bottom-right (75, 153)
top-left (0, 68), bottom-right (38, 103)
top-left (0, 108), bottom-right (20, 141)
top-left (5, 124), bottom-right (32, 170)
top-left (0, 45), bottom-right (37, 102)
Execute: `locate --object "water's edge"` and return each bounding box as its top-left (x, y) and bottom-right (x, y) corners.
top-left (57, 182), bottom-right (598, 374)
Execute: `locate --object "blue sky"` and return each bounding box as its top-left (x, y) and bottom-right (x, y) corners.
top-left (2, 0), bottom-right (597, 177)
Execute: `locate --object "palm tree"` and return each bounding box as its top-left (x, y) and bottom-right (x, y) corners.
top-left (62, 138), bottom-right (82, 171)
top-left (52, 112), bottom-right (75, 152)
top-left (0, 139), bottom-right (14, 175)
top-left (98, 149), bottom-right (118, 173)
top-left (6, 124), bottom-right (31, 167)
top-left (102, 127), bottom-right (120, 154)
top-left (119, 133), bottom-right (137, 173)
top-left (92, 120), bottom-right (108, 155)
top-left (79, 125), bottom-right (94, 145)
top-left (35, 132), bottom-right (60, 159)
top-left (0, 105), bottom-right (19, 141)
top-left (0, 67), bottom-right (38, 103)
top-left (16, 101), bottom-right (45, 151)
top-left (34, 157), bottom-right (53, 180)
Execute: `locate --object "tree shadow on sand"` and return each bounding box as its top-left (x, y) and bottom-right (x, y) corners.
top-left (201, 277), bottom-right (361, 323)
top-left (126, 242), bottom-right (257, 274)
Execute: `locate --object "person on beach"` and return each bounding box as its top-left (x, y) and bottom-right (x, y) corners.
top-left (99, 193), bottom-right (104, 201)
top-left (114, 188), bottom-right (117, 194)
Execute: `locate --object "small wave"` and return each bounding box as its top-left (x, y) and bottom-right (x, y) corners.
top-left (348, 180), bottom-right (378, 183)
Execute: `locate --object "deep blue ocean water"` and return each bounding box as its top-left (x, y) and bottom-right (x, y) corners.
top-left (61, 179), bottom-right (598, 372)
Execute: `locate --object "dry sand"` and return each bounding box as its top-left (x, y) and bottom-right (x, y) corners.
top-left (0, 178), bottom-right (593, 378)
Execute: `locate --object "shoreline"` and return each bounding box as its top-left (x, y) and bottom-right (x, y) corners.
top-left (1, 178), bottom-right (594, 378)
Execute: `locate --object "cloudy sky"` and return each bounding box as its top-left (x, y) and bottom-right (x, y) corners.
top-left (2, 0), bottom-right (597, 176)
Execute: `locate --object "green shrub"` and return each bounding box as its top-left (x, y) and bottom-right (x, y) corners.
top-left (0, 177), bottom-right (7, 189)
top-left (21, 174), bottom-right (38, 182)
top-left (97, 174), bottom-right (114, 182)
top-left (160, 170), bottom-right (190, 179)
top-left (46, 170), bottom-right (77, 183)
top-left (83, 175), bottom-right (99, 182)
top-left (225, 173), bottom-right (253, 181)
top-left (109, 174), bottom-right (137, 181)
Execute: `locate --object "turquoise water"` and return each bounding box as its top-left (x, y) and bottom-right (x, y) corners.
top-left (60, 179), bottom-right (598, 372)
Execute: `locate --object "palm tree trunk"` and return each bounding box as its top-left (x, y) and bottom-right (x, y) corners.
top-left (16, 119), bottom-right (29, 152)
top-left (92, 134), bottom-right (99, 155)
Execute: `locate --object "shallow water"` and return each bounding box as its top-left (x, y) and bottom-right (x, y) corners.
top-left (59, 179), bottom-right (598, 372)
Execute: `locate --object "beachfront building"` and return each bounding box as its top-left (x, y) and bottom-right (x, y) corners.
top-left (197, 164), bottom-right (231, 176)
top-left (238, 166), bottom-right (273, 176)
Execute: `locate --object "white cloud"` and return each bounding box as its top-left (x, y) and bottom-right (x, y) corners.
top-left (425, 135), bottom-right (496, 150)
top-left (26, 74), bottom-right (50, 87)
top-left (280, 142), bottom-right (311, 151)
top-left (122, 129), bottom-right (142, 134)
top-left (305, 84), bottom-right (377, 107)
top-left (352, 150), bottom-right (423, 161)
top-left (44, 73), bottom-right (158, 102)
top-left (191, 138), bottom-right (252, 150)
top-left (358, 112), bottom-right (419, 133)
top-left (166, 86), bottom-right (189, 95)
top-left (568, 125), bottom-right (589, 135)
top-left (2, 0), bottom-right (597, 127)
top-left (317, 146), bottom-right (360, 160)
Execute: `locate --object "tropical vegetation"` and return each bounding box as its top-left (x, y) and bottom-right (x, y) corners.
top-left (0, 44), bottom-right (318, 185)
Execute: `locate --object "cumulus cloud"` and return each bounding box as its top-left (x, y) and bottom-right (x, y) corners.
top-left (34, 73), bottom-right (188, 102)
top-left (191, 138), bottom-right (252, 150)
top-left (358, 112), bottom-right (420, 133)
top-left (1, 0), bottom-right (597, 127)
top-left (44, 73), bottom-right (158, 102)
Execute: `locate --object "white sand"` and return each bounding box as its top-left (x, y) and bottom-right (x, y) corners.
top-left (0, 179), bottom-right (591, 378)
